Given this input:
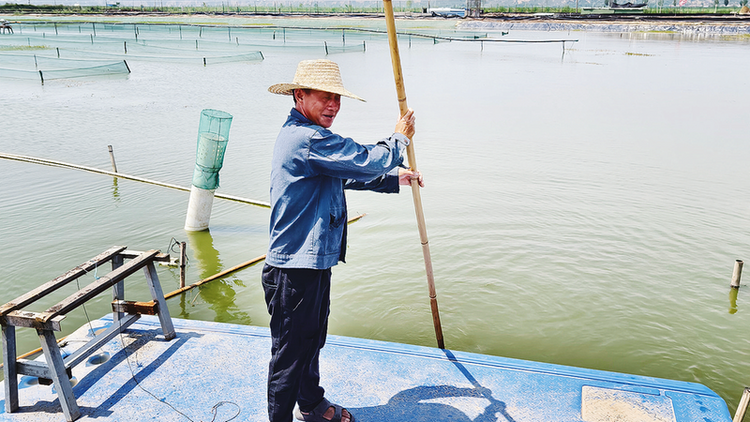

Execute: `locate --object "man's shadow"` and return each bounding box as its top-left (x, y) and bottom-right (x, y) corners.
top-left (351, 384), bottom-right (515, 422)
top-left (351, 350), bottom-right (516, 422)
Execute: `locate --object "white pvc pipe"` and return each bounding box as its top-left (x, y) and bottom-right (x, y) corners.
top-left (184, 186), bottom-right (216, 231)
top-left (732, 260), bottom-right (744, 289)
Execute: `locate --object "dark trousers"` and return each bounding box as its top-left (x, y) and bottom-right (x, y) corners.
top-left (262, 264), bottom-right (331, 422)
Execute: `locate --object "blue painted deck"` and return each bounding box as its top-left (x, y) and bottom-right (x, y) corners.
top-left (0, 315), bottom-right (732, 421)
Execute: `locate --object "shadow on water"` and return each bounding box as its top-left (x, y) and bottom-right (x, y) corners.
top-left (352, 350), bottom-right (515, 422)
top-left (182, 229), bottom-right (252, 325)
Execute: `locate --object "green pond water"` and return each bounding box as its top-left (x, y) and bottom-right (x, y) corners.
top-left (1, 15), bottom-right (750, 416)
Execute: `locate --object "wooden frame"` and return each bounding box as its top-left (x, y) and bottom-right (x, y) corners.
top-left (0, 246), bottom-right (175, 422)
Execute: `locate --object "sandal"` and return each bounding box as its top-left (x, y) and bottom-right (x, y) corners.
top-left (294, 398), bottom-right (355, 422)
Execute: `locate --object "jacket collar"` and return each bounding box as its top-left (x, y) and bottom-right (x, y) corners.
top-left (289, 107), bottom-right (312, 125)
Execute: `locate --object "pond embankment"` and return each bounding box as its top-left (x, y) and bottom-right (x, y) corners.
top-left (458, 12), bottom-right (750, 35)
top-left (2, 10), bottom-right (750, 35)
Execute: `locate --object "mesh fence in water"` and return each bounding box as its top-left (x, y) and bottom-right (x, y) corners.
top-left (323, 40), bottom-right (367, 54)
top-left (0, 21), bottom-right (476, 82)
top-left (1, 47), bottom-right (265, 64)
top-left (42, 61), bottom-right (129, 81)
top-left (0, 22), bottom-right (271, 82)
top-left (0, 50), bottom-right (131, 81)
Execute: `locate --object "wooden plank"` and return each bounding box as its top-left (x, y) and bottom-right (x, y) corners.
top-left (0, 246), bottom-right (127, 317)
top-left (2, 312), bottom-right (65, 331)
top-left (63, 314), bottom-right (140, 370)
top-left (16, 315), bottom-right (140, 380)
top-left (120, 249), bottom-right (171, 262)
top-left (111, 254), bottom-right (125, 324)
top-left (40, 250), bottom-right (159, 323)
top-left (111, 300), bottom-right (158, 315)
top-left (143, 262), bottom-right (175, 340)
top-left (2, 324), bottom-right (18, 413)
top-left (37, 329), bottom-right (80, 421)
top-left (16, 359), bottom-right (50, 379)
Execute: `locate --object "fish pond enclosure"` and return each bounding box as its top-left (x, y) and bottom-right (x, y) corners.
top-left (2, 14), bottom-right (750, 418)
top-left (0, 21), bottom-right (271, 81)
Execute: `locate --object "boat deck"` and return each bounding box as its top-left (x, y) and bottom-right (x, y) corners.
top-left (0, 315), bottom-right (732, 421)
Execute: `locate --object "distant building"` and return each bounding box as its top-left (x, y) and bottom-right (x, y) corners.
top-left (467, 0), bottom-right (481, 17)
top-left (428, 7), bottom-right (467, 16)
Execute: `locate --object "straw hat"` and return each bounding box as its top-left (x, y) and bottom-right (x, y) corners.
top-left (268, 59), bottom-right (365, 102)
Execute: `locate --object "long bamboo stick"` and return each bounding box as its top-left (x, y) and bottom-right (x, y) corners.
top-left (383, 0), bottom-right (445, 349)
top-left (1, 188), bottom-right (369, 371)
top-left (162, 213), bottom-right (366, 301)
top-left (163, 254), bottom-right (266, 300)
top-left (0, 215), bottom-right (368, 369)
top-left (0, 152), bottom-right (270, 208)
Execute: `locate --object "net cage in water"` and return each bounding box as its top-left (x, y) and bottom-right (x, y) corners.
top-left (1, 60), bottom-right (131, 81)
top-left (0, 48), bottom-right (132, 81)
top-left (192, 109), bottom-right (233, 191)
top-left (0, 21), bottom-right (493, 83)
top-left (323, 40), bottom-right (367, 55)
top-left (0, 22), bottom-right (267, 82)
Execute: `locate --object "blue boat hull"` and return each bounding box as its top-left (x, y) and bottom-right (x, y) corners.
top-left (0, 315), bottom-right (732, 421)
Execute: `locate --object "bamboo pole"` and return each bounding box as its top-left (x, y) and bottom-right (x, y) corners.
top-left (1, 215), bottom-right (368, 369)
top-left (0, 152), bottom-right (269, 208)
top-left (163, 254), bottom-right (266, 300)
top-left (0, 252), bottom-right (266, 369)
top-left (383, 0), bottom-right (445, 349)
top-left (734, 387), bottom-right (750, 422)
top-left (179, 241), bottom-right (187, 288)
top-left (162, 213), bottom-right (366, 301)
top-left (107, 145), bottom-right (118, 173)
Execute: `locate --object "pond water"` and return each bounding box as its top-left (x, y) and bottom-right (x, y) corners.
top-left (2, 15), bottom-right (750, 415)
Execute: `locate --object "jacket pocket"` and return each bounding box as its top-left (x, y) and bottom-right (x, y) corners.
top-left (329, 209), bottom-right (345, 228)
top-left (322, 204), bottom-right (345, 256)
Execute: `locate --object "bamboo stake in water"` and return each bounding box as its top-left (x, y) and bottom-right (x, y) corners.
top-left (0, 152), bottom-right (270, 208)
top-left (733, 387), bottom-right (750, 422)
top-left (107, 145), bottom-right (118, 173)
top-left (383, 0), bottom-right (445, 349)
top-left (179, 241), bottom-right (186, 288)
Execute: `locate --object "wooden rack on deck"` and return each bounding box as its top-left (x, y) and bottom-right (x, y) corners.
top-left (0, 246), bottom-right (176, 422)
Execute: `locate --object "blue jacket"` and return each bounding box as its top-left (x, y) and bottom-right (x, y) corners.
top-left (267, 108), bottom-right (410, 269)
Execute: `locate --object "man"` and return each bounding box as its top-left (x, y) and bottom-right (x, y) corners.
top-left (263, 59), bottom-right (421, 422)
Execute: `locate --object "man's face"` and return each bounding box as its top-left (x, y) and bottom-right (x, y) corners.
top-left (295, 89), bottom-right (341, 128)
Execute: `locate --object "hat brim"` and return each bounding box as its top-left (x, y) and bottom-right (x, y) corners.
top-left (268, 83), bottom-right (365, 102)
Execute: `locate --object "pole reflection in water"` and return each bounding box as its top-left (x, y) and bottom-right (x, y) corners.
top-left (111, 177), bottom-right (120, 201)
top-left (184, 229), bottom-right (253, 325)
top-left (729, 288), bottom-right (739, 315)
